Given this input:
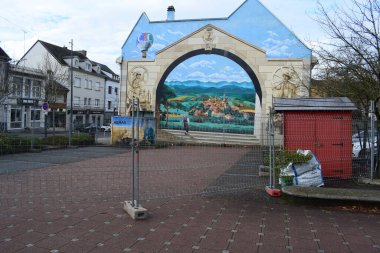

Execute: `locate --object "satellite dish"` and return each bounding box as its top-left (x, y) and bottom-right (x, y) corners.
top-left (136, 33), bottom-right (154, 58)
top-left (272, 67), bottom-right (301, 98)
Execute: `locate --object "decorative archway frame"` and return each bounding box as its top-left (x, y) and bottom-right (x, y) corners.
top-left (120, 24), bottom-right (312, 138)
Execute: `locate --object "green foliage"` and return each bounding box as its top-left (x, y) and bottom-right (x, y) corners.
top-left (264, 150), bottom-right (312, 186)
top-left (160, 120), bottom-right (254, 134)
top-left (159, 83), bottom-right (177, 103)
top-left (0, 133), bottom-right (95, 155)
top-left (264, 150), bottom-right (312, 172)
top-left (72, 134), bottom-right (95, 146)
top-left (0, 134), bottom-right (40, 155)
top-left (40, 136), bottom-right (68, 146)
top-left (41, 134), bottom-right (95, 146)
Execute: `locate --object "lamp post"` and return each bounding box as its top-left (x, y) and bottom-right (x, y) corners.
top-left (69, 39), bottom-right (74, 146)
top-left (3, 104), bottom-right (7, 132)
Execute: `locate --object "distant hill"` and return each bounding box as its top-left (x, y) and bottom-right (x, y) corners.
top-left (165, 80), bottom-right (255, 95)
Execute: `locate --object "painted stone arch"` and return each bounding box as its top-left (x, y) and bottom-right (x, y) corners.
top-left (153, 25), bottom-right (267, 108)
top-left (155, 45), bottom-right (262, 134)
top-left (121, 24), bottom-right (310, 136)
top-left (156, 48), bottom-right (263, 105)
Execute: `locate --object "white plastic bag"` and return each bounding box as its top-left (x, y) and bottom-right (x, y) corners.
top-left (292, 150), bottom-right (324, 187)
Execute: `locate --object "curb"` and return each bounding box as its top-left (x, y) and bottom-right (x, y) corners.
top-left (281, 186), bottom-right (380, 203)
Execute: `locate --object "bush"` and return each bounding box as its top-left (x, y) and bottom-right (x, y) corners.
top-left (264, 149), bottom-right (312, 176)
top-left (72, 134), bottom-right (95, 146)
top-left (0, 134), bottom-right (41, 155)
top-left (40, 134), bottom-right (95, 146)
top-left (40, 136), bottom-right (68, 146)
top-left (0, 133), bottom-right (96, 155)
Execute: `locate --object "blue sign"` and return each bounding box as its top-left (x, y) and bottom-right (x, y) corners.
top-left (42, 102), bottom-right (49, 110)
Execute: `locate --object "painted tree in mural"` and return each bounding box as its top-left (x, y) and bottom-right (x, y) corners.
top-left (313, 0), bottom-right (380, 175)
top-left (159, 83), bottom-right (176, 127)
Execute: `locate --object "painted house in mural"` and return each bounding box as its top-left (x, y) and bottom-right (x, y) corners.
top-left (119, 0), bottom-right (315, 135)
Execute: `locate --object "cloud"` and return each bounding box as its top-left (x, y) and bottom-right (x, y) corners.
top-left (178, 63), bottom-right (188, 69)
top-left (167, 29), bottom-right (185, 37)
top-left (178, 68), bottom-right (250, 83)
top-left (189, 60), bottom-right (216, 69)
top-left (166, 72), bottom-right (183, 81)
top-left (223, 66), bottom-right (234, 72)
top-left (39, 14), bottom-right (69, 25)
top-left (156, 34), bottom-right (165, 40)
top-left (267, 31), bottom-right (278, 37)
top-left (186, 71), bottom-right (207, 79)
top-left (156, 34), bottom-right (171, 44)
top-left (0, 0), bottom-right (349, 73)
top-left (262, 37), bottom-right (297, 57)
top-left (208, 72), bottom-right (250, 82)
top-left (149, 43), bottom-right (166, 51)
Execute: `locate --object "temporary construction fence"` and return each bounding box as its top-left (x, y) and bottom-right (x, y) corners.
top-left (0, 110), bottom-right (378, 208)
top-left (266, 104), bottom-right (378, 188)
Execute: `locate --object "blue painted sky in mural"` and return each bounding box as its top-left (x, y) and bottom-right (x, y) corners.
top-left (166, 55), bottom-right (251, 83)
top-left (123, 0), bottom-right (311, 84)
top-left (122, 0), bottom-right (311, 60)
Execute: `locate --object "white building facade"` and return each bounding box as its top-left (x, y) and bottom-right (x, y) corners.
top-left (1, 65), bottom-right (46, 131)
top-left (96, 63), bottom-right (120, 124)
top-left (21, 40), bottom-right (119, 129)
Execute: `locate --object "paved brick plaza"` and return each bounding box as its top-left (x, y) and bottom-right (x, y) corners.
top-left (0, 146), bottom-right (379, 253)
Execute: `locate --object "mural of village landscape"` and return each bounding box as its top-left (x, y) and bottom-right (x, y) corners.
top-left (122, 0), bottom-right (311, 134)
top-left (159, 55), bottom-right (256, 134)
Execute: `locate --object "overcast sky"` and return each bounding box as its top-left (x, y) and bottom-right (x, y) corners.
top-left (0, 0), bottom-right (348, 74)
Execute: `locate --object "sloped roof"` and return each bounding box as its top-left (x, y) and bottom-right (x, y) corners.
top-left (274, 97), bottom-right (357, 111)
top-left (35, 40), bottom-right (118, 80)
top-left (91, 60), bottom-right (116, 76)
top-left (0, 47), bottom-right (11, 62)
top-left (39, 40), bottom-right (88, 66)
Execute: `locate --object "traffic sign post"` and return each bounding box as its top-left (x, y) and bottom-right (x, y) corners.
top-left (42, 102), bottom-right (49, 138)
top-left (42, 102), bottom-right (49, 111)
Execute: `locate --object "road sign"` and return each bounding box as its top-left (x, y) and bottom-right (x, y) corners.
top-left (42, 102), bottom-right (49, 111)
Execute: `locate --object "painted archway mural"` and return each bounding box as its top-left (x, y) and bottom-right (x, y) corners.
top-left (119, 0), bottom-right (313, 140)
top-left (156, 50), bottom-right (261, 134)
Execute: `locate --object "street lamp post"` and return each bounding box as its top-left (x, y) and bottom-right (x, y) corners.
top-left (69, 39), bottom-right (74, 146)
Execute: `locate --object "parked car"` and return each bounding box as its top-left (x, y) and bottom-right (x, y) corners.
top-left (85, 123), bottom-right (101, 133)
top-left (100, 123), bottom-right (112, 132)
top-left (352, 130), bottom-right (378, 158)
top-left (74, 123), bottom-right (86, 132)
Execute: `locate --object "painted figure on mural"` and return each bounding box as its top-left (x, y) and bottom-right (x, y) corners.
top-left (183, 115), bottom-right (190, 135)
top-left (128, 67), bottom-right (152, 111)
top-left (130, 72), bottom-right (143, 98)
top-left (275, 73), bottom-right (297, 98)
top-left (142, 118), bottom-right (155, 144)
top-left (273, 67), bottom-right (300, 98)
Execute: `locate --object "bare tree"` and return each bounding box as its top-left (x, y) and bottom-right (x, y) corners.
top-left (0, 61), bottom-right (12, 104)
top-left (313, 0), bottom-right (380, 113)
top-left (312, 0), bottom-right (380, 175)
top-left (38, 53), bottom-right (68, 135)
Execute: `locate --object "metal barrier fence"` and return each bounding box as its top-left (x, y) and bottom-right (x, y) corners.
top-left (268, 111), bottom-right (378, 188)
top-left (0, 112), bottom-right (378, 208)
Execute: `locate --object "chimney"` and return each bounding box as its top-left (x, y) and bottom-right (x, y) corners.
top-left (167, 5), bottom-right (175, 21)
top-left (75, 50), bottom-right (87, 56)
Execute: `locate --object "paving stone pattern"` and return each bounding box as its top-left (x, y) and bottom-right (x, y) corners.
top-left (0, 147), bottom-right (379, 252)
